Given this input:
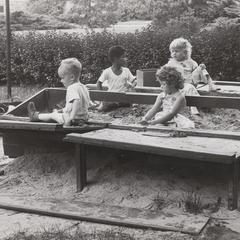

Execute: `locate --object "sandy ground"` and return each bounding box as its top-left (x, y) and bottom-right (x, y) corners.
top-left (0, 106), bottom-right (240, 238)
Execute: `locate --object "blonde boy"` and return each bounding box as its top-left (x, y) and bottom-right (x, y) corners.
top-left (27, 58), bottom-right (90, 126)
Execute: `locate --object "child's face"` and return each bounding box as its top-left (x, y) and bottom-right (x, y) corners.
top-left (113, 55), bottom-right (127, 67)
top-left (58, 66), bottom-right (75, 88)
top-left (159, 80), bottom-right (175, 94)
top-left (171, 48), bottom-right (187, 61)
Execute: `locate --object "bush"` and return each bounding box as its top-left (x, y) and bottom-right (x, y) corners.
top-left (0, 21), bottom-right (239, 86)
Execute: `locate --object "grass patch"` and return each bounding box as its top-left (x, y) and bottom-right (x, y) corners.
top-left (146, 191), bottom-right (170, 211)
top-left (181, 191), bottom-right (203, 215)
top-left (5, 228), bottom-right (135, 240)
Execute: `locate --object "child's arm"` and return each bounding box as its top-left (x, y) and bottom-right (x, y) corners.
top-left (149, 94), bottom-right (185, 125)
top-left (97, 70), bottom-right (108, 91)
top-left (140, 94), bottom-right (163, 124)
top-left (125, 69), bottom-right (137, 90)
top-left (64, 99), bottom-right (81, 126)
top-left (97, 80), bottom-right (103, 90)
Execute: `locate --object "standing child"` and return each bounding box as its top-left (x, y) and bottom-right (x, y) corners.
top-left (140, 65), bottom-right (194, 128)
top-left (97, 45), bottom-right (136, 111)
top-left (27, 58), bottom-right (90, 126)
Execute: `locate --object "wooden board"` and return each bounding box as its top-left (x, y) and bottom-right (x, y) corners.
top-left (135, 84), bottom-right (240, 97)
top-left (198, 84), bottom-right (240, 97)
top-left (8, 88), bottom-right (65, 117)
top-left (9, 88), bottom-right (47, 117)
top-left (214, 81), bottom-right (240, 86)
top-left (0, 119), bottom-right (60, 131)
top-left (65, 129), bottom-right (240, 164)
top-left (89, 90), bottom-right (240, 109)
top-left (108, 123), bottom-right (240, 141)
top-left (0, 120), bottom-right (107, 132)
top-left (0, 197), bottom-right (209, 235)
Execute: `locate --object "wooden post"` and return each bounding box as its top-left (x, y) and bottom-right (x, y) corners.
top-left (228, 156), bottom-right (240, 210)
top-left (75, 144), bottom-right (87, 191)
top-left (232, 156), bottom-right (239, 210)
top-left (5, 0), bottom-right (11, 99)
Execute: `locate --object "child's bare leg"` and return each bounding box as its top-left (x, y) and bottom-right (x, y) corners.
top-left (28, 102), bottom-right (63, 124)
top-left (39, 111), bottom-right (64, 124)
top-left (38, 112), bottom-right (56, 122)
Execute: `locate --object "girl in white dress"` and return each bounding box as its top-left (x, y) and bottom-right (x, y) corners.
top-left (140, 65), bottom-right (195, 128)
top-left (167, 38), bottom-right (215, 114)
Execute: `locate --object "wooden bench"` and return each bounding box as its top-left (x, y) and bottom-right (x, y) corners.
top-left (65, 125), bottom-right (240, 210)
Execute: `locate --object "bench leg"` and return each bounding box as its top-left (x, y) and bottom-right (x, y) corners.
top-left (228, 156), bottom-right (239, 210)
top-left (75, 144), bottom-right (87, 192)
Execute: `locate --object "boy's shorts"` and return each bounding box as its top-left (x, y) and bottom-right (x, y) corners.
top-left (52, 111), bottom-right (87, 125)
top-left (52, 111), bottom-right (66, 125)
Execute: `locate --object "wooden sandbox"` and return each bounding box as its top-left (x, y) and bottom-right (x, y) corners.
top-left (1, 88), bottom-right (240, 209)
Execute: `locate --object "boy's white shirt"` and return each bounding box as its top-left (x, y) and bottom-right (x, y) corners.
top-left (98, 67), bottom-right (135, 92)
top-left (63, 82), bottom-right (90, 120)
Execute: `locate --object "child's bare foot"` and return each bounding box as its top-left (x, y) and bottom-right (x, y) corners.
top-left (27, 102), bottom-right (39, 122)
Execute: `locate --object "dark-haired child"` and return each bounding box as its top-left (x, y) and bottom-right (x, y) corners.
top-left (97, 45), bottom-right (136, 111)
top-left (140, 65), bottom-right (194, 128)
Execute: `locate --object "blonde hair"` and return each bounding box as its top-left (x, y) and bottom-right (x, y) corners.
top-left (58, 58), bottom-right (82, 79)
top-left (169, 38), bottom-right (192, 59)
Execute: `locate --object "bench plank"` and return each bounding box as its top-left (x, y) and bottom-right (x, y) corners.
top-left (109, 123), bottom-right (240, 141)
top-left (0, 119), bottom-right (59, 131)
top-left (89, 90), bottom-right (240, 109)
top-left (65, 129), bottom-right (239, 164)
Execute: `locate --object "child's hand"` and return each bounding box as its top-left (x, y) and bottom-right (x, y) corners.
top-left (124, 81), bottom-right (133, 89)
top-left (139, 118), bottom-right (149, 125)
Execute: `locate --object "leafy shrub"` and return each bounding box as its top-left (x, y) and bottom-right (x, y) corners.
top-left (0, 11), bottom-right (78, 31)
top-left (0, 21), bottom-right (239, 86)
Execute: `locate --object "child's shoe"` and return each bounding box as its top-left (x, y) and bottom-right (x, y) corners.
top-left (27, 102), bottom-right (39, 122)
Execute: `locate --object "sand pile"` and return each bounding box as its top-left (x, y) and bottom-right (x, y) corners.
top-left (0, 151), bottom-right (76, 198)
top-left (0, 148), bottom-right (233, 216)
top-left (89, 105), bottom-right (240, 131)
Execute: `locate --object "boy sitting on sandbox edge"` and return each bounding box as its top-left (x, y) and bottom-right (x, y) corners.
top-left (97, 45), bottom-right (137, 112)
top-left (27, 58), bottom-right (90, 126)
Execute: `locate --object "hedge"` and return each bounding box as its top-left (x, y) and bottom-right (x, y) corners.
top-left (0, 22), bottom-right (239, 86)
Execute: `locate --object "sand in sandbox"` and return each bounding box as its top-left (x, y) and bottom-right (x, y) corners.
top-left (89, 105), bottom-right (240, 131)
top-left (0, 105), bottom-right (240, 237)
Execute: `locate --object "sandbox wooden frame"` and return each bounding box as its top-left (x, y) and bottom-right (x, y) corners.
top-left (1, 88), bottom-right (240, 210)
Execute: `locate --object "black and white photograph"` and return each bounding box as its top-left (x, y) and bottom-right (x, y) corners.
top-left (0, 0), bottom-right (240, 239)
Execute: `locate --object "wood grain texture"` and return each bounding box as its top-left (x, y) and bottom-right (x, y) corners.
top-left (109, 123), bottom-right (240, 140)
top-left (65, 129), bottom-right (240, 164)
top-left (0, 197), bottom-right (209, 235)
top-left (89, 90), bottom-right (240, 109)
